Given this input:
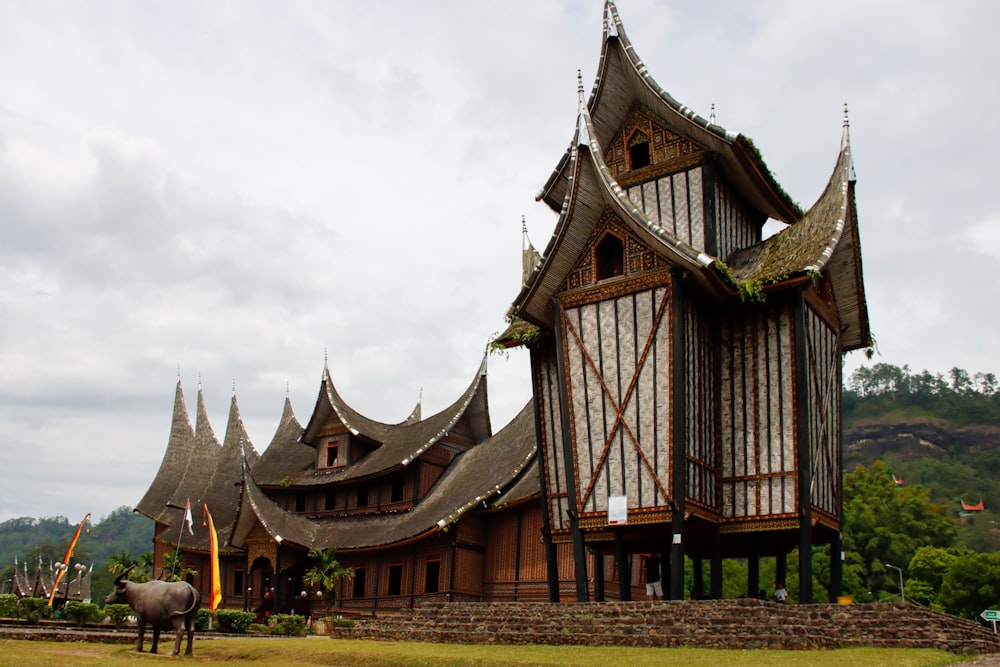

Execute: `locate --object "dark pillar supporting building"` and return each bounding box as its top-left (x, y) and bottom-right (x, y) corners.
top-left (747, 535), bottom-right (760, 599)
top-left (591, 548), bottom-right (605, 602)
top-left (692, 557), bottom-right (704, 600)
top-left (614, 530), bottom-right (631, 601)
top-left (710, 524), bottom-right (722, 599)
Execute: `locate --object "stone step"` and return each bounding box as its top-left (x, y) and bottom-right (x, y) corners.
top-left (338, 600), bottom-right (1000, 654)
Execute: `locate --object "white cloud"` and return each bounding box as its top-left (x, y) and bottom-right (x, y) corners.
top-left (0, 1), bottom-right (998, 523)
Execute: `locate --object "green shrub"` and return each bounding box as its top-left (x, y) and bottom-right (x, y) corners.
top-left (17, 598), bottom-right (53, 624)
top-left (0, 594), bottom-right (18, 618)
top-left (247, 623), bottom-right (270, 635)
top-left (215, 609), bottom-right (256, 634)
top-left (195, 608), bottom-right (211, 632)
top-left (332, 617), bottom-right (356, 628)
top-left (269, 613), bottom-right (307, 636)
top-left (62, 601), bottom-right (105, 626)
top-left (105, 603), bottom-right (133, 629)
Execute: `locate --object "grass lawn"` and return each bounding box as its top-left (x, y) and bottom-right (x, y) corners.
top-left (0, 638), bottom-right (970, 667)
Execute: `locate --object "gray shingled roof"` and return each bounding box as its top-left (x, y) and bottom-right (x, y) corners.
top-left (251, 396), bottom-right (311, 487)
top-left (513, 74), bottom-right (726, 328)
top-left (293, 358), bottom-right (491, 486)
top-left (232, 401), bottom-right (536, 551)
top-left (135, 380), bottom-right (196, 525)
top-left (537, 0), bottom-right (800, 226)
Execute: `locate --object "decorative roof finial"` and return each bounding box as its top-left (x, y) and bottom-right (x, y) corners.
top-left (232, 378), bottom-right (237, 395)
top-left (605, 1), bottom-right (619, 38)
top-left (710, 103), bottom-right (716, 125)
top-left (198, 372), bottom-right (202, 390)
top-left (324, 347), bottom-right (329, 366)
top-left (286, 381), bottom-right (290, 398)
top-left (521, 215), bottom-right (527, 234)
top-left (843, 102), bottom-right (850, 128)
top-left (177, 364), bottom-right (181, 379)
top-left (576, 70), bottom-right (591, 147)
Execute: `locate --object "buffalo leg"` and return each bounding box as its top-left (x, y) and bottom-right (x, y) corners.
top-left (151, 627), bottom-right (160, 654)
top-left (185, 625), bottom-right (195, 656)
top-left (135, 618), bottom-right (146, 652)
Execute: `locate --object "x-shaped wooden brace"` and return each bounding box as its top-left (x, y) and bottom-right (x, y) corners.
top-left (561, 289), bottom-right (672, 510)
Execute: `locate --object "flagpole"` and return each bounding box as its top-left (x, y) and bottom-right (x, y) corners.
top-left (171, 513), bottom-right (185, 579)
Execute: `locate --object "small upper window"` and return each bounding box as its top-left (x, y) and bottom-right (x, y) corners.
top-left (325, 441), bottom-right (340, 468)
top-left (628, 130), bottom-right (651, 170)
top-left (595, 232), bottom-right (625, 281)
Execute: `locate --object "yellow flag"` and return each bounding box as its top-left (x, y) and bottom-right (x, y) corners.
top-left (204, 505), bottom-right (222, 612)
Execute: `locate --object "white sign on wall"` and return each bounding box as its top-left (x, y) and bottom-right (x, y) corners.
top-left (608, 495), bottom-right (628, 525)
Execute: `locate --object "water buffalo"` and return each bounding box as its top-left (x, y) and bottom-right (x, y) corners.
top-left (105, 568), bottom-right (201, 656)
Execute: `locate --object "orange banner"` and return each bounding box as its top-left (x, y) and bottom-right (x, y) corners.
top-left (48, 513), bottom-right (90, 606)
top-left (204, 504), bottom-right (222, 612)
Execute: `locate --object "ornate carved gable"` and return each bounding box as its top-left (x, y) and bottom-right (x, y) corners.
top-left (603, 104), bottom-right (704, 183)
top-left (561, 208), bottom-right (671, 294)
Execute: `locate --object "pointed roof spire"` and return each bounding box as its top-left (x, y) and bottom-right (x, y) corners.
top-left (710, 103), bottom-right (716, 125)
top-left (576, 69), bottom-right (591, 147)
top-left (135, 377), bottom-right (196, 523)
top-left (521, 216), bottom-right (541, 285)
top-left (604, 0), bottom-right (619, 38)
top-left (842, 103), bottom-right (857, 182)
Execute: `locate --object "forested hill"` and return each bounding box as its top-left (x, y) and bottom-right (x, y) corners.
top-left (843, 362), bottom-right (1000, 552)
top-left (0, 507), bottom-right (152, 586)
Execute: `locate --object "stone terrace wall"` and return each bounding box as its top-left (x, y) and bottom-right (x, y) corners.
top-left (345, 599), bottom-right (1000, 654)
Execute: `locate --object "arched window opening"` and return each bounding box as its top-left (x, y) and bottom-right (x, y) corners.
top-left (595, 232), bottom-right (625, 280)
top-left (628, 130), bottom-right (650, 170)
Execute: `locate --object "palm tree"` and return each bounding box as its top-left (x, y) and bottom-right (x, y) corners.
top-left (107, 552), bottom-right (137, 577)
top-left (303, 548), bottom-right (354, 610)
top-left (161, 550), bottom-right (198, 582)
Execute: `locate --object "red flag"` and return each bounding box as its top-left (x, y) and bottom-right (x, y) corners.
top-left (48, 513), bottom-right (90, 607)
top-left (203, 504), bottom-right (222, 612)
top-left (184, 499), bottom-right (194, 536)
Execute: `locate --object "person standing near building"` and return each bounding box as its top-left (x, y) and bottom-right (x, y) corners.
top-left (774, 582), bottom-right (788, 603)
top-left (645, 554), bottom-right (663, 601)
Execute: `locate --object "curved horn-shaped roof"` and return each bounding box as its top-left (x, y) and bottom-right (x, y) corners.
top-left (135, 379), bottom-right (195, 524)
top-left (295, 355), bottom-right (491, 485)
top-left (514, 74), bottom-right (723, 327)
top-left (232, 401), bottom-right (535, 552)
top-left (538, 1), bottom-right (800, 225)
top-left (251, 395), bottom-right (311, 486)
top-left (727, 118), bottom-right (870, 350)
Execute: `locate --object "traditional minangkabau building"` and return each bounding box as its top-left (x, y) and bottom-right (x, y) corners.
top-left (496, 1), bottom-right (869, 604)
top-left (134, 0), bottom-right (868, 612)
top-left (135, 361), bottom-right (546, 617)
top-left (9, 556), bottom-right (93, 603)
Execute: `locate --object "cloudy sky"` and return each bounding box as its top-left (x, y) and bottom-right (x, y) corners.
top-left (1, 1), bottom-right (998, 525)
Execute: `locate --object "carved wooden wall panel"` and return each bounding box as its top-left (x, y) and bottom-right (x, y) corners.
top-left (804, 305), bottom-right (841, 520)
top-left (714, 179), bottom-right (760, 259)
top-left (561, 285), bottom-right (672, 518)
top-left (683, 298), bottom-right (718, 510)
top-left (720, 302), bottom-right (797, 519)
top-left (626, 167), bottom-right (706, 251)
top-left (537, 348), bottom-right (569, 531)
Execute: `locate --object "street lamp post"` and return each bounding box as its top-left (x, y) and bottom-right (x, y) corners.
top-left (885, 563), bottom-right (905, 603)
